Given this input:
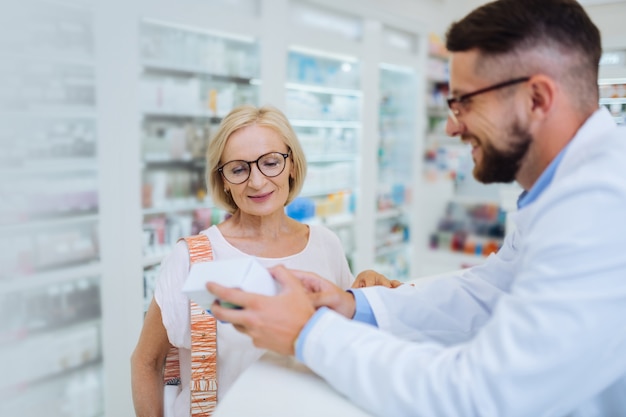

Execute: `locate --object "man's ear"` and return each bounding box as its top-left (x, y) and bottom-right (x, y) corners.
top-left (528, 74), bottom-right (556, 120)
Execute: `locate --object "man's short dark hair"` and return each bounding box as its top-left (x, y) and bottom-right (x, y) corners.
top-left (445, 0), bottom-right (602, 108)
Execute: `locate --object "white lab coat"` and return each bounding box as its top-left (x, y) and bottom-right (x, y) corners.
top-left (300, 108), bottom-right (626, 417)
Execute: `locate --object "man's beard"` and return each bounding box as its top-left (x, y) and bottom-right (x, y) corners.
top-left (473, 122), bottom-right (532, 184)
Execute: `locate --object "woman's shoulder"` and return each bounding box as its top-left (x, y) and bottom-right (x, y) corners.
top-left (307, 223), bottom-right (343, 246)
top-left (201, 224), bottom-right (219, 239)
top-left (201, 224), bottom-right (229, 247)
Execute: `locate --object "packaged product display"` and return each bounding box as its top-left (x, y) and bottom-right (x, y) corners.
top-left (374, 66), bottom-right (418, 279)
top-left (285, 49), bottom-right (361, 263)
top-left (182, 258), bottom-right (278, 311)
top-left (1, 2), bottom-right (105, 414)
top-left (599, 78), bottom-right (626, 125)
top-left (429, 201), bottom-right (505, 257)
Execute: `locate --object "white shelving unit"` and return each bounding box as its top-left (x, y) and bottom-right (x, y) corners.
top-left (67, 0), bottom-right (439, 414)
top-left (138, 18), bottom-right (261, 306)
top-left (599, 77), bottom-right (626, 125)
top-left (277, 5), bottom-right (432, 276)
top-left (411, 36), bottom-right (519, 277)
top-left (284, 48), bottom-right (362, 264)
top-left (374, 62), bottom-right (419, 280)
top-left (0, 1), bottom-right (105, 416)
top-left (91, 2), bottom-right (268, 414)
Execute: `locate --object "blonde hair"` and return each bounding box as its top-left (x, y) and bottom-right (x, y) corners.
top-left (206, 104), bottom-right (307, 213)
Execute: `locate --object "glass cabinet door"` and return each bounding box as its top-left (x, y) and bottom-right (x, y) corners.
top-left (374, 66), bottom-right (417, 280)
top-left (284, 49), bottom-right (361, 267)
top-left (599, 78), bottom-right (626, 125)
top-left (0, 1), bottom-right (104, 415)
top-left (138, 19), bottom-right (260, 309)
top-left (420, 34), bottom-right (510, 275)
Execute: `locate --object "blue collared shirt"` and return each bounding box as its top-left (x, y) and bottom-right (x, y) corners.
top-left (517, 144), bottom-right (569, 209)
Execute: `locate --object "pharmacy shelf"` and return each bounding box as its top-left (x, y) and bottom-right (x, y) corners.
top-left (322, 213), bottom-right (355, 228)
top-left (425, 133), bottom-right (463, 147)
top-left (285, 82), bottom-right (362, 97)
top-left (40, 0), bottom-right (94, 11)
top-left (284, 49), bottom-right (362, 267)
top-left (0, 261), bottom-right (102, 294)
top-left (375, 208), bottom-right (403, 220)
top-left (0, 212), bottom-right (99, 233)
top-left (0, 108), bottom-right (97, 119)
top-left (300, 187), bottom-right (355, 198)
top-left (90, 5), bottom-right (439, 413)
top-left (449, 194), bottom-right (502, 206)
top-left (142, 200), bottom-right (212, 215)
top-left (3, 318), bottom-right (102, 388)
top-left (375, 242), bottom-right (409, 257)
top-left (307, 154), bottom-right (358, 163)
top-left (1, 361), bottom-right (103, 417)
top-left (143, 252), bottom-right (166, 268)
top-left (376, 64), bottom-right (419, 278)
top-left (1, 0), bottom-right (106, 412)
top-left (0, 158), bottom-right (99, 176)
top-left (142, 59), bottom-right (259, 84)
top-left (599, 78), bottom-right (625, 125)
top-left (141, 158), bottom-right (205, 169)
top-left (142, 110), bottom-right (223, 121)
top-left (426, 107), bottom-right (448, 118)
top-left (138, 19), bottom-right (262, 326)
top-left (599, 97), bottom-right (626, 105)
top-left (289, 120), bottom-right (361, 128)
top-left (7, 51), bottom-right (94, 67)
top-left (598, 77), bottom-right (626, 86)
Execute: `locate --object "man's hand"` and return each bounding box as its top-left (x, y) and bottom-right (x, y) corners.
top-left (207, 265), bottom-right (315, 356)
top-left (352, 269), bottom-right (403, 289)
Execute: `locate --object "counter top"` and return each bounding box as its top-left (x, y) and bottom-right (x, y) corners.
top-left (213, 351), bottom-right (373, 417)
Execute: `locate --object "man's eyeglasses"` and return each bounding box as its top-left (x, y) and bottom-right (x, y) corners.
top-left (447, 76), bottom-right (531, 124)
top-left (218, 150), bottom-right (291, 184)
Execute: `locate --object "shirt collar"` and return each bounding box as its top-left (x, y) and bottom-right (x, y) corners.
top-left (517, 141), bottom-right (569, 210)
top-left (516, 107), bottom-right (616, 209)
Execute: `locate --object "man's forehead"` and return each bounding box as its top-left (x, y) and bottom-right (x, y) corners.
top-left (448, 50), bottom-right (481, 94)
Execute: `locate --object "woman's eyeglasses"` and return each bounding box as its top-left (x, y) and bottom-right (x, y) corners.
top-left (218, 150), bottom-right (291, 184)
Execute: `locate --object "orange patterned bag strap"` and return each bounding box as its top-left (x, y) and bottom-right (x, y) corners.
top-left (185, 234), bottom-right (217, 417)
top-left (163, 233), bottom-right (217, 417)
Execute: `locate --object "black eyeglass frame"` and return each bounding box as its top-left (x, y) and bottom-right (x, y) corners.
top-left (446, 76), bottom-right (531, 120)
top-left (218, 150), bottom-right (291, 185)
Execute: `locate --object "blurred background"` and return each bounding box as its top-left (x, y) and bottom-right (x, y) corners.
top-left (1, 0), bottom-right (625, 415)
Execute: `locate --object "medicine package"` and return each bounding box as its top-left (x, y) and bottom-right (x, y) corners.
top-left (182, 257), bottom-right (278, 310)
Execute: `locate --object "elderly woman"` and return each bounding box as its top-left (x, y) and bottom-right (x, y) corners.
top-left (131, 104), bottom-right (354, 417)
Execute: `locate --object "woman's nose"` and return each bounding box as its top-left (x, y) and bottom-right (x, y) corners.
top-left (246, 163), bottom-right (265, 187)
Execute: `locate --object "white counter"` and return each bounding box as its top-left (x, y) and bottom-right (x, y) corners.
top-left (213, 351), bottom-right (373, 417)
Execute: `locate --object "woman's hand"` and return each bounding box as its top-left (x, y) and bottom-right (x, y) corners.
top-left (351, 269), bottom-right (403, 289)
top-left (291, 269), bottom-right (356, 319)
